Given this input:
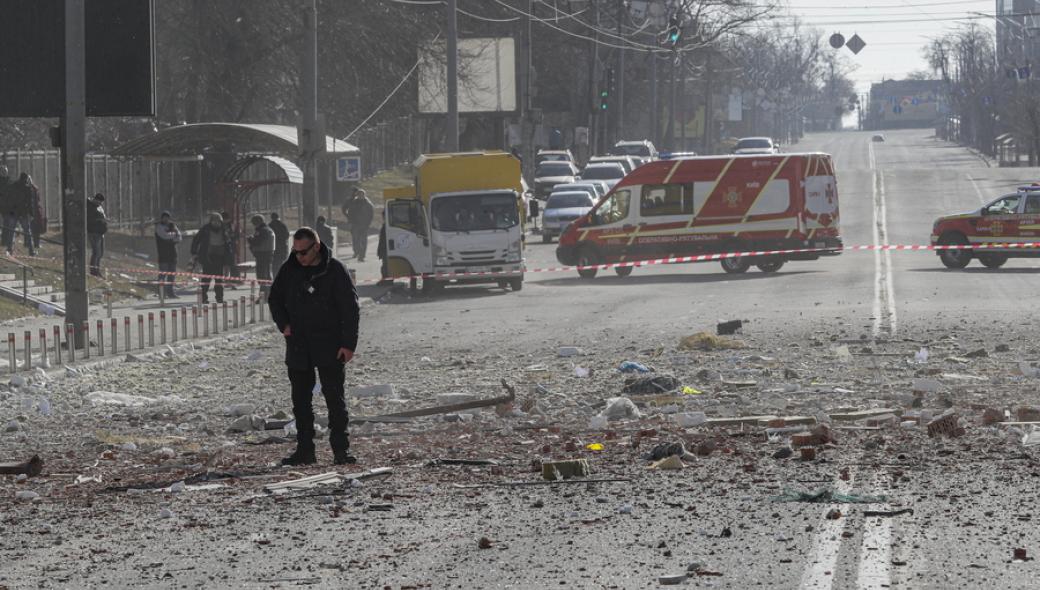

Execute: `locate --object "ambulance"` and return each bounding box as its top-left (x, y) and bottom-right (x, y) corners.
top-left (555, 153), bottom-right (842, 277)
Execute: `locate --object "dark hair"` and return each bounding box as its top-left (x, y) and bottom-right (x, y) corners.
top-left (316, 215), bottom-right (327, 224)
top-left (250, 214), bottom-right (265, 225)
top-left (270, 212), bottom-right (280, 220)
top-left (293, 227), bottom-right (318, 242)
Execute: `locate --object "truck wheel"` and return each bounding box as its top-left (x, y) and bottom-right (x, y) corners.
top-left (509, 278), bottom-right (523, 291)
top-left (938, 233), bottom-right (972, 269)
top-left (576, 247), bottom-right (600, 279)
top-left (977, 253), bottom-right (1008, 269)
top-left (614, 265), bottom-right (633, 277)
top-left (720, 256), bottom-right (751, 274)
top-left (756, 259), bottom-right (785, 273)
top-left (542, 232), bottom-right (552, 243)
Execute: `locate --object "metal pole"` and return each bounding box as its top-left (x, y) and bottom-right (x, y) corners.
top-left (148, 312), bottom-right (155, 347)
top-left (181, 306), bottom-right (188, 339)
top-left (66, 324), bottom-right (76, 362)
top-left (96, 319), bottom-right (104, 357)
top-left (8, 333), bottom-right (15, 374)
top-left (22, 331), bottom-right (30, 371)
top-left (137, 315), bottom-right (144, 350)
top-left (82, 322), bottom-right (89, 360)
top-left (203, 305), bottom-right (209, 337)
top-left (650, 53), bottom-right (658, 145)
top-left (160, 311), bottom-right (167, 345)
top-left (54, 325), bottom-right (62, 365)
top-left (239, 296), bottom-right (246, 327)
top-left (110, 318), bottom-right (117, 355)
top-left (62, 0), bottom-right (88, 350)
top-left (171, 309), bottom-right (178, 342)
top-left (222, 302), bottom-right (228, 332)
top-left (250, 294), bottom-right (257, 324)
top-left (446, 0), bottom-right (460, 151)
top-left (123, 316), bottom-right (130, 353)
top-left (616, 0), bottom-right (625, 141)
top-left (39, 328), bottom-right (47, 368)
top-left (300, 0), bottom-right (320, 223)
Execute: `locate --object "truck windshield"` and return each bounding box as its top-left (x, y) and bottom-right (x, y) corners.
top-left (431, 194), bottom-right (519, 232)
top-left (536, 163), bottom-right (573, 177)
top-left (547, 193), bottom-right (594, 209)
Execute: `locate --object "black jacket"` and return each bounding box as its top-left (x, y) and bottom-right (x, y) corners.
top-left (8, 182), bottom-right (33, 217)
top-left (190, 224), bottom-right (233, 264)
top-left (87, 202), bottom-right (108, 235)
top-left (268, 242), bottom-right (359, 369)
top-left (154, 221), bottom-right (182, 264)
top-left (269, 218), bottom-right (290, 252)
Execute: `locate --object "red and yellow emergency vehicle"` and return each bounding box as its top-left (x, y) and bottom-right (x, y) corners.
top-left (931, 183), bottom-right (1040, 269)
top-left (555, 152), bottom-right (842, 277)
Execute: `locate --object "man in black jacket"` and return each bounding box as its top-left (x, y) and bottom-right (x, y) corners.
top-left (190, 213), bottom-right (233, 304)
top-left (86, 194), bottom-right (108, 276)
top-left (154, 211), bottom-right (182, 298)
top-left (268, 227), bottom-right (360, 466)
top-left (268, 212), bottom-right (290, 275)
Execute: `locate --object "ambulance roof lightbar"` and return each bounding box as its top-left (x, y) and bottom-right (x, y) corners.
top-left (1017, 183), bottom-right (1040, 192)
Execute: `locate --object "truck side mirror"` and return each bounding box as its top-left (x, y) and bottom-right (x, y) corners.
top-left (530, 200), bottom-right (540, 218)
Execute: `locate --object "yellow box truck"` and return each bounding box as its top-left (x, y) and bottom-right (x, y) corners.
top-left (384, 151), bottom-right (525, 293)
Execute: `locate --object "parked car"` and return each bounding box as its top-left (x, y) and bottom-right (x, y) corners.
top-left (534, 161), bottom-right (579, 198)
top-left (541, 191), bottom-right (597, 243)
top-left (659, 151), bottom-right (699, 160)
top-left (589, 155), bottom-right (638, 174)
top-left (578, 162), bottom-right (626, 189)
top-left (872, 134), bottom-right (886, 142)
top-left (931, 183), bottom-right (1040, 269)
top-left (536, 149), bottom-right (575, 165)
top-left (552, 181), bottom-right (608, 200)
top-left (733, 137), bottom-right (779, 155)
top-left (610, 139), bottom-right (658, 164)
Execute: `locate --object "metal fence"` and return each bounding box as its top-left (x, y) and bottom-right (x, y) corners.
top-left (349, 115), bottom-right (434, 178)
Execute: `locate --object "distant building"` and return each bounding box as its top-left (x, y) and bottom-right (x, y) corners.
top-left (996, 0), bottom-right (1040, 79)
top-left (867, 79), bottom-right (942, 130)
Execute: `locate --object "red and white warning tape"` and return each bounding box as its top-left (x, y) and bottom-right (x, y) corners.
top-left (6, 240), bottom-right (1038, 287)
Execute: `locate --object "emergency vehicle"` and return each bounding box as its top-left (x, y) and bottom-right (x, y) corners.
top-left (931, 183), bottom-right (1040, 269)
top-left (555, 153), bottom-right (842, 277)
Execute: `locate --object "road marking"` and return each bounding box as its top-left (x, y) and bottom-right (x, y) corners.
top-left (855, 474), bottom-right (893, 589)
top-left (869, 142), bottom-right (897, 338)
top-left (799, 476), bottom-right (852, 589)
top-left (966, 174), bottom-right (987, 204)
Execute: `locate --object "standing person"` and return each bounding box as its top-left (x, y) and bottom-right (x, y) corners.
top-left (154, 211), bottom-right (182, 299)
top-left (190, 213), bottom-right (232, 304)
top-left (27, 175), bottom-right (44, 252)
top-left (246, 214), bottom-right (275, 302)
top-left (268, 227), bottom-right (359, 466)
top-left (5, 169), bottom-right (36, 254)
top-left (342, 188), bottom-right (374, 261)
top-left (268, 212), bottom-right (290, 273)
top-left (314, 215), bottom-right (334, 251)
top-left (86, 193), bottom-right (108, 276)
top-left (0, 166), bottom-right (13, 254)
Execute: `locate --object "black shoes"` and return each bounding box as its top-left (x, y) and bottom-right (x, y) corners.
top-left (280, 449), bottom-right (316, 466)
top-left (334, 451), bottom-right (357, 465)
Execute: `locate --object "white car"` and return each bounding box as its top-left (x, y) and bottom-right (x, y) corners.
top-left (588, 155), bottom-right (638, 174)
top-left (611, 139), bottom-right (658, 163)
top-left (534, 161), bottom-right (579, 198)
top-left (552, 181), bottom-right (608, 200)
top-left (541, 191), bottom-right (596, 243)
top-left (578, 162), bottom-right (626, 189)
top-left (733, 137), bottom-right (779, 155)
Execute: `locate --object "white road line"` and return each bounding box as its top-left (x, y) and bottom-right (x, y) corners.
top-left (855, 475), bottom-right (893, 589)
top-left (966, 174), bottom-right (987, 204)
top-left (799, 476), bottom-right (852, 589)
top-left (869, 143), bottom-right (897, 338)
top-left (879, 168), bottom-right (898, 336)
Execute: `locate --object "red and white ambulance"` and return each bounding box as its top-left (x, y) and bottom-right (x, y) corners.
top-left (555, 152), bottom-right (842, 277)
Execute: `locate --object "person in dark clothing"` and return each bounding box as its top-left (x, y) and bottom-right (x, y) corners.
top-left (314, 216), bottom-right (334, 250)
top-left (86, 194), bottom-right (108, 276)
top-left (268, 212), bottom-right (290, 274)
top-left (5, 173), bottom-right (37, 256)
top-left (154, 211), bottom-right (182, 298)
top-left (27, 175), bottom-right (44, 251)
top-left (190, 213), bottom-right (233, 303)
top-left (268, 227), bottom-right (360, 466)
top-left (342, 188), bottom-right (374, 261)
top-left (246, 214), bottom-right (276, 301)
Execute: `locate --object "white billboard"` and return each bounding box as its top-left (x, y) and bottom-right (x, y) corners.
top-left (419, 37), bottom-right (517, 114)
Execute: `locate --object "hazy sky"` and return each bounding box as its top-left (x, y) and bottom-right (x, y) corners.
top-left (776, 0), bottom-right (997, 92)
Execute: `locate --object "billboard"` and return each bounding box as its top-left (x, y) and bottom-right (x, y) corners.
top-left (418, 37), bottom-right (517, 114)
top-left (0, 0), bottom-right (155, 117)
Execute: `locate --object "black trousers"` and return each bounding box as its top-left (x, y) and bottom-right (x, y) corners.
top-left (254, 251), bottom-right (273, 295)
top-left (199, 255), bottom-right (226, 302)
top-left (289, 364), bottom-right (349, 453)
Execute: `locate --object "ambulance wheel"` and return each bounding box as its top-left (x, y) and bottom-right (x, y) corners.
top-left (977, 253), bottom-right (1008, 269)
top-left (938, 233), bottom-right (972, 269)
top-left (614, 265), bottom-right (633, 277)
top-left (576, 248), bottom-right (600, 279)
top-left (720, 257), bottom-right (751, 274)
top-left (509, 278), bottom-right (524, 291)
top-left (756, 259), bottom-right (785, 273)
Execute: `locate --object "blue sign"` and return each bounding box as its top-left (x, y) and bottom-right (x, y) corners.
top-left (893, 105), bottom-right (903, 114)
top-left (336, 156), bottom-right (361, 182)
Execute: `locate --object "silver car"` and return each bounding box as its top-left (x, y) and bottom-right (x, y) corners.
top-left (550, 182), bottom-right (607, 201)
top-left (578, 162), bottom-right (626, 189)
top-left (541, 191), bottom-right (596, 243)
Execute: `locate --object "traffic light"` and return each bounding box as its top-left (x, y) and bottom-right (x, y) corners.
top-left (600, 68), bottom-right (614, 111)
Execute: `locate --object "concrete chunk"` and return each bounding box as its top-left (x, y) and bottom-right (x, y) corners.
top-left (541, 459), bottom-right (591, 481)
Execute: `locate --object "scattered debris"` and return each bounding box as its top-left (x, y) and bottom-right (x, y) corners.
top-left (863, 508), bottom-right (914, 518)
top-left (678, 332), bottom-right (746, 351)
top-left (927, 410), bottom-right (964, 438)
top-left (623, 375), bottom-right (680, 394)
top-left (0, 455), bottom-right (43, 477)
top-left (541, 459), bottom-right (591, 481)
top-left (600, 397), bottom-right (641, 421)
top-left (716, 319), bottom-right (743, 335)
top-left (651, 455), bottom-right (684, 470)
top-left (353, 379), bottom-right (516, 423)
top-left (618, 361), bottom-right (651, 374)
top-left (771, 488), bottom-right (887, 504)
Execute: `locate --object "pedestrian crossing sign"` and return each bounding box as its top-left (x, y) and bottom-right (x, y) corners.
top-left (337, 157), bottom-right (361, 182)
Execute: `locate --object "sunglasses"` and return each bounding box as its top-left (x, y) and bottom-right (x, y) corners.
top-left (292, 243), bottom-right (316, 257)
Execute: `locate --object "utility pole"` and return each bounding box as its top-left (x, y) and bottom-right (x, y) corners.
top-left (703, 52), bottom-right (714, 153)
top-left (650, 52), bottom-right (658, 145)
top-left (587, 2), bottom-right (600, 155)
top-left (300, 0), bottom-right (320, 225)
top-left (62, 0), bottom-right (88, 348)
top-left (519, 0), bottom-right (532, 175)
top-left (446, 0), bottom-right (460, 151)
top-left (615, 0), bottom-right (625, 142)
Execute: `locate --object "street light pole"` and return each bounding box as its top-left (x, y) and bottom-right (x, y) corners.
top-left (62, 0), bottom-right (88, 349)
top-left (301, 0), bottom-right (320, 225)
top-left (446, 0), bottom-right (460, 151)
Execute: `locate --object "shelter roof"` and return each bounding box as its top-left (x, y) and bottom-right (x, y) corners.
top-left (110, 123), bottom-right (359, 158)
